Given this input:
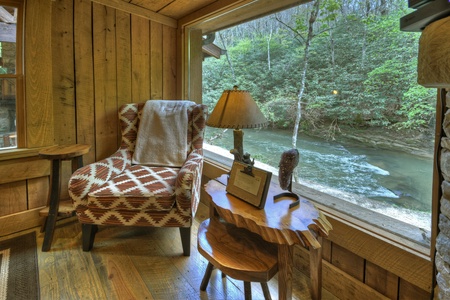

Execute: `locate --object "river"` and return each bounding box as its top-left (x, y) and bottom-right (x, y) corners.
top-left (205, 128), bottom-right (433, 229)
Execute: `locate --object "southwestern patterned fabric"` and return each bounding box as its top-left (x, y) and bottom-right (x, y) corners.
top-left (68, 101), bottom-right (207, 228)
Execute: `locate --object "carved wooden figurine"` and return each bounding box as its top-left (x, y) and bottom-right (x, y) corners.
top-left (275, 148), bottom-right (300, 208)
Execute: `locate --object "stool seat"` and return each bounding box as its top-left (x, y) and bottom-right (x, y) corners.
top-left (39, 144), bottom-right (90, 160)
top-left (198, 218), bottom-right (278, 299)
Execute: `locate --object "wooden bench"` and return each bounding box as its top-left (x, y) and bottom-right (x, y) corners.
top-left (197, 218), bottom-right (278, 300)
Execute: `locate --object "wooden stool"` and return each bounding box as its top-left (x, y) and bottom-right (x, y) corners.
top-left (197, 218), bottom-right (278, 300)
top-left (39, 144), bottom-right (90, 252)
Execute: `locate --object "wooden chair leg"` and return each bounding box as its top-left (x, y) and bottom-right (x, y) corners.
top-left (260, 282), bottom-right (272, 300)
top-left (200, 262), bottom-right (214, 291)
top-left (244, 282), bottom-right (252, 300)
top-left (82, 224), bottom-right (98, 251)
top-left (179, 227), bottom-right (191, 256)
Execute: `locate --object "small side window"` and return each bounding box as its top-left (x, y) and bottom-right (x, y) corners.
top-left (0, 1), bottom-right (23, 149)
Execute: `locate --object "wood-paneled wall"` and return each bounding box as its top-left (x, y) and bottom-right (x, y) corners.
top-left (0, 0), bottom-right (178, 236)
top-left (58, 0), bottom-right (178, 162)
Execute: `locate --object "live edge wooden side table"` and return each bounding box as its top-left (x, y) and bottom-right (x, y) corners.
top-left (204, 174), bottom-right (332, 300)
top-left (39, 144), bottom-right (91, 252)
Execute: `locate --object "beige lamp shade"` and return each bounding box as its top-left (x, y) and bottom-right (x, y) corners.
top-left (206, 86), bottom-right (268, 129)
top-left (418, 15), bottom-right (450, 88)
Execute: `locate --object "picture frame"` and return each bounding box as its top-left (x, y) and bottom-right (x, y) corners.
top-left (226, 161), bottom-right (272, 209)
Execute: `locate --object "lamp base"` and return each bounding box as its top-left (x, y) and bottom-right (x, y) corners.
top-left (230, 129), bottom-right (254, 165)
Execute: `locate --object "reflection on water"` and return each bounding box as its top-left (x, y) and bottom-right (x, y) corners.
top-left (206, 128), bottom-right (433, 214)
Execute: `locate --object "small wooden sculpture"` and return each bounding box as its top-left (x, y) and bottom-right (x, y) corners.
top-left (274, 148), bottom-right (300, 208)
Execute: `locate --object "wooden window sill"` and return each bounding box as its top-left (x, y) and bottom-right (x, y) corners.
top-left (0, 147), bottom-right (47, 161)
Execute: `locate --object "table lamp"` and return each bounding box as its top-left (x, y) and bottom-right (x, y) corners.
top-left (206, 85), bottom-right (268, 165)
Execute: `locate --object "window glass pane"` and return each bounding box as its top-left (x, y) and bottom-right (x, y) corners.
top-left (202, 2), bottom-right (433, 244)
top-left (0, 41), bottom-right (16, 74)
top-left (0, 6), bottom-right (17, 74)
top-left (0, 4), bottom-right (18, 149)
top-left (0, 77), bottom-right (16, 148)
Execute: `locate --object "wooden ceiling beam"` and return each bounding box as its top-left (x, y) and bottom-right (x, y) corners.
top-left (91, 0), bottom-right (177, 28)
top-left (179, 0), bottom-right (311, 34)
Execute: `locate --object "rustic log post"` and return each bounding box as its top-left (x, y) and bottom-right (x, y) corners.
top-left (418, 16), bottom-right (450, 299)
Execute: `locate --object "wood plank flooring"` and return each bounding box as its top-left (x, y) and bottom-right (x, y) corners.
top-left (4, 203), bottom-right (338, 299)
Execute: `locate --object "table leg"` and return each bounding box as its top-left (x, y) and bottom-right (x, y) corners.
top-left (278, 244), bottom-right (293, 300)
top-left (309, 236), bottom-right (323, 300)
top-left (42, 159), bottom-right (62, 252)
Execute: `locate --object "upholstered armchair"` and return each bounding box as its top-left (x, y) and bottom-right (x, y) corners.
top-left (68, 100), bottom-right (207, 255)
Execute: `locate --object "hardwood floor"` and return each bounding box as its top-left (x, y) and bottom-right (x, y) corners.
top-left (7, 202), bottom-right (338, 299)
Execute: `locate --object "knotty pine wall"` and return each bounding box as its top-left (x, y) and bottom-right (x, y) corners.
top-left (0, 0), bottom-right (178, 235)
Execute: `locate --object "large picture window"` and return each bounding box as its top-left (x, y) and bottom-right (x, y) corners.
top-left (0, 1), bottom-right (22, 149)
top-left (202, 1), bottom-right (434, 246)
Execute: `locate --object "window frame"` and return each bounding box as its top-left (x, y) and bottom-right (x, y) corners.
top-left (180, 0), bottom-right (438, 260)
top-left (0, 0), bottom-right (24, 150)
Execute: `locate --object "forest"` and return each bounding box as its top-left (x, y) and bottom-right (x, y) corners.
top-left (202, 0), bottom-right (435, 149)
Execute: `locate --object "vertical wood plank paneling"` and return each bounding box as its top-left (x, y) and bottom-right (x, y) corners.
top-left (331, 243), bottom-right (365, 282)
top-left (365, 261), bottom-right (399, 300)
top-left (93, 3), bottom-right (118, 160)
top-left (151, 21), bottom-right (163, 99)
top-left (131, 15), bottom-right (150, 102)
top-left (162, 25), bottom-right (177, 99)
top-left (25, 0), bottom-right (54, 147)
top-left (52, 0), bottom-right (76, 145)
top-left (74, 0), bottom-right (96, 164)
top-left (51, 0), bottom-right (75, 198)
top-left (28, 177), bottom-right (49, 209)
top-left (0, 181), bottom-right (27, 216)
top-left (116, 10), bottom-right (132, 146)
top-left (116, 10), bottom-right (132, 103)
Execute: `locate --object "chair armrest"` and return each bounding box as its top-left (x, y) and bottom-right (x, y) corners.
top-left (175, 149), bottom-right (204, 217)
top-left (68, 149), bottom-right (131, 209)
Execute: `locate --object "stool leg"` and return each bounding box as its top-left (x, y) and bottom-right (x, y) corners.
top-left (71, 155), bottom-right (84, 172)
top-left (244, 282), bottom-right (252, 300)
top-left (42, 159), bottom-right (62, 252)
top-left (200, 262), bottom-right (214, 291)
top-left (260, 283), bottom-right (272, 300)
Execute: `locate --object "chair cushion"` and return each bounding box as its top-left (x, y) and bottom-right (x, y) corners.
top-left (87, 165), bottom-right (179, 212)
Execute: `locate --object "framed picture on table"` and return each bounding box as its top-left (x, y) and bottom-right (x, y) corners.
top-left (226, 161), bottom-right (272, 209)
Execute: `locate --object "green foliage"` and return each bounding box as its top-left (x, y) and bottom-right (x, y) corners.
top-left (396, 85), bottom-right (435, 130)
top-left (202, 0), bottom-right (434, 135)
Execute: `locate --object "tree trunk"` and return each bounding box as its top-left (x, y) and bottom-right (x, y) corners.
top-left (328, 20), bottom-right (336, 77)
top-left (291, 0), bottom-right (321, 149)
top-left (267, 25), bottom-right (273, 71)
top-left (219, 32), bottom-right (236, 81)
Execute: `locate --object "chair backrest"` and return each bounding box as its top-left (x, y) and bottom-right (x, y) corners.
top-left (118, 101), bottom-right (207, 156)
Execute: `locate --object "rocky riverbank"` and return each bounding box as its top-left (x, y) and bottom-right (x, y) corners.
top-left (303, 125), bottom-right (435, 159)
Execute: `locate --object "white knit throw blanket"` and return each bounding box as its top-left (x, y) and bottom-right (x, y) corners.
top-left (132, 100), bottom-right (194, 167)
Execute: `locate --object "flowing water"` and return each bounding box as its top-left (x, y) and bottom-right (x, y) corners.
top-left (206, 128), bottom-right (433, 226)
